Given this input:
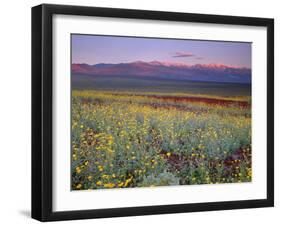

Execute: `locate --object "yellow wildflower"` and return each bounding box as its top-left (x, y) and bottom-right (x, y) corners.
top-left (118, 182), bottom-right (124, 187)
top-left (124, 176), bottom-right (133, 187)
top-left (75, 166), bottom-right (81, 174)
top-left (96, 181), bottom-right (102, 186)
top-left (104, 183), bottom-right (115, 188)
top-left (76, 183), bottom-right (82, 189)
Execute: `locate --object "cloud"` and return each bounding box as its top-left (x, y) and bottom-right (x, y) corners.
top-left (173, 51), bottom-right (194, 58)
top-left (196, 57), bottom-right (204, 60)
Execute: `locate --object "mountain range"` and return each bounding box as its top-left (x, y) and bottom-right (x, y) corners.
top-left (72, 61), bottom-right (251, 84)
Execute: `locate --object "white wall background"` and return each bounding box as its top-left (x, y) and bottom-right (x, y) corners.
top-left (0, 0), bottom-right (279, 225)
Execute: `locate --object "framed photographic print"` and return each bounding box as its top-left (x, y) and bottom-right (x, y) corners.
top-left (32, 4), bottom-right (274, 221)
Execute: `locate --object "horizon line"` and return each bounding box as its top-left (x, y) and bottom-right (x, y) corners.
top-left (71, 60), bottom-right (252, 70)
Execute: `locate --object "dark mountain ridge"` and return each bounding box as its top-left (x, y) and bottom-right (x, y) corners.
top-left (72, 61), bottom-right (251, 84)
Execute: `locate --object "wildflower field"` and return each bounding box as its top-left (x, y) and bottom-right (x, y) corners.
top-left (71, 90), bottom-right (252, 190)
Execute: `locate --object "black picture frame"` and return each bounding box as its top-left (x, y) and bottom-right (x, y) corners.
top-left (32, 4), bottom-right (274, 222)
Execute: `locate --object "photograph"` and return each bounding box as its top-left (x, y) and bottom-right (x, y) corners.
top-left (71, 34), bottom-right (252, 190)
top-left (30, 3), bottom-right (274, 221)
